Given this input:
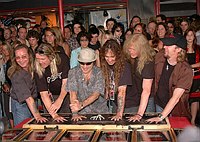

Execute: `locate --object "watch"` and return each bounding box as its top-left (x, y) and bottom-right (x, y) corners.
top-left (158, 113), bottom-right (164, 120)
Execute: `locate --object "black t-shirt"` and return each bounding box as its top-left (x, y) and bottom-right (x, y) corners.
top-left (35, 53), bottom-right (70, 95)
top-left (109, 62), bottom-right (132, 102)
top-left (88, 41), bottom-right (101, 50)
top-left (155, 59), bottom-right (175, 108)
top-left (125, 59), bottom-right (155, 108)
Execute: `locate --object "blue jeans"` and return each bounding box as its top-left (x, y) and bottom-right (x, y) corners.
top-left (11, 98), bottom-right (32, 126)
top-left (145, 97), bottom-right (155, 113)
top-left (155, 104), bottom-right (164, 113)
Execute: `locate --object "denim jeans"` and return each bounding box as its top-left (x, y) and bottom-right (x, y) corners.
top-left (155, 104), bottom-right (164, 113)
top-left (145, 97), bottom-right (155, 113)
top-left (11, 98), bottom-right (32, 126)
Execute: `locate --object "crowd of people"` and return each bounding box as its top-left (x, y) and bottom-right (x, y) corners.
top-left (0, 14), bottom-right (200, 128)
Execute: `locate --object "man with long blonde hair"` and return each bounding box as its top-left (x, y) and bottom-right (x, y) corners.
top-left (123, 33), bottom-right (156, 122)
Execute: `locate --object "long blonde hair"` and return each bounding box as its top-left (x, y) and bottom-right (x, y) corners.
top-left (35, 43), bottom-right (61, 78)
top-left (7, 44), bottom-right (34, 79)
top-left (123, 34), bottom-right (155, 74)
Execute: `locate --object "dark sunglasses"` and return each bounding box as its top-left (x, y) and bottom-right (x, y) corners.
top-left (79, 62), bottom-right (93, 65)
top-left (116, 29), bottom-right (122, 32)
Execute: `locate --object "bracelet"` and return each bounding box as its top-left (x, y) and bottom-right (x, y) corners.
top-left (72, 112), bottom-right (78, 115)
top-left (135, 114), bottom-right (143, 118)
top-left (158, 113), bottom-right (164, 120)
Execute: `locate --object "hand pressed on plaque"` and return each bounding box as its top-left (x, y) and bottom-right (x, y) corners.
top-left (35, 115), bottom-right (48, 123)
top-left (71, 114), bottom-right (87, 121)
top-left (111, 112), bottom-right (122, 121)
top-left (128, 114), bottom-right (143, 122)
top-left (52, 114), bottom-right (67, 123)
top-left (146, 116), bottom-right (163, 124)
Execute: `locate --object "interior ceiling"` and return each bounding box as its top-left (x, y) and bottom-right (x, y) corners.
top-left (0, 0), bottom-right (127, 17)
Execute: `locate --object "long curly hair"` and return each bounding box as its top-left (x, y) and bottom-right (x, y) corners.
top-left (100, 39), bottom-right (125, 98)
top-left (123, 34), bottom-right (156, 74)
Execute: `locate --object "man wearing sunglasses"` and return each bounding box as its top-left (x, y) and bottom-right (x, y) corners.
top-left (66, 48), bottom-right (108, 121)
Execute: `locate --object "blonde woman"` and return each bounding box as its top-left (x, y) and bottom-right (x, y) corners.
top-left (34, 43), bottom-right (70, 122)
top-left (123, 34), bottom-right (156, 122)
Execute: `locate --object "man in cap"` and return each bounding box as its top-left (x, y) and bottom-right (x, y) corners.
top-left (147, 34), bottom-right (193, 123)
top-left (66, 48), bottom-right (108, 121)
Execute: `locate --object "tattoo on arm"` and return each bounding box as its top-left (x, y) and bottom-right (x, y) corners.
top-left (32, 103), bottom-right (39, 114)
top-left (117, 96), bottom-right (124, 113)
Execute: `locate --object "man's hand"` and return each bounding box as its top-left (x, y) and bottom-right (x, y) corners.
top-left (70, 100), bottom-right (82, 112)
top-left (49, 97), bottom-right (63, 114)
top-left (71, 114), bottom-right (86, 121)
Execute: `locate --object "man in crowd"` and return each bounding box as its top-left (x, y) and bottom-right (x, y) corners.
top-left (147, 34), bottom-right (193, 123)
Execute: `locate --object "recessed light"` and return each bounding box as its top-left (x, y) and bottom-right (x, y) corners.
top-left (119, 4), bottom-right (123, 7)
top-left (51, 9), bottom-right (55, 12)
top-left (96, 6), bottom-right (100, 9)
top-left (29, 11), bottom-right (33, 13)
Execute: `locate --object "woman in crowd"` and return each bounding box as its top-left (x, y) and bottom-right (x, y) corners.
top-left (52, 26), bottom-right (71, 57)
top-left (100, 39), bottom-right (132, 121)
top-left (180, 18), bottom-right (190, 35)
top-left (1, 42), bottom-right (13, 127)
top-left (184, 27), bottom-right (200, 125)
top-left (66, 48), bottom-right (108, 121)
top-left (133, 23), bottom-right (151, 40)
top-left (44, 27), bottom-right (67, 55)
top-left (150, 22), bottom-right (169, 52)
top-left (123, 34), bottom-right (156, 121)
top-left (112, 22), bottom-right (125, 45)
top-left (124, 28), bottom-right (133, 41)
top-left (68, 22), bottom-right (85, 51)
top-left (7, 44), bottom-right (47, 126)
top-left (101, 30), bottom-right (113, 47)
top-left (34, 43), bottom-right (70, 122)
top-left (70, 31), bottom-right (90, 68)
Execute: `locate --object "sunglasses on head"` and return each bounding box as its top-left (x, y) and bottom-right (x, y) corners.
top-left (35, 50), bottom-right (45, 54)
top-left (79, 62), bottom-right (93, 65)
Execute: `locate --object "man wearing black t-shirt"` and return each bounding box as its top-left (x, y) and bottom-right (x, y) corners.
top-left (147, 34), bottom-right (193, 123)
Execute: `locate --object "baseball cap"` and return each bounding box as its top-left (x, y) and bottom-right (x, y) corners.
top-left (161, 34), bottom-right (187, 50)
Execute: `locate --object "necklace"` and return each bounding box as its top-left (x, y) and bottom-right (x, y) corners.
top-left (166, 64), bottom-right (169, 71)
